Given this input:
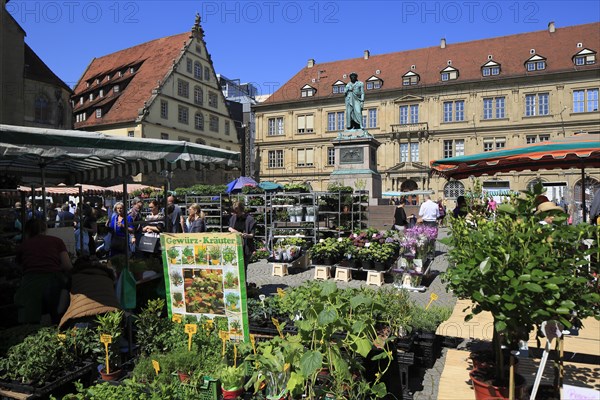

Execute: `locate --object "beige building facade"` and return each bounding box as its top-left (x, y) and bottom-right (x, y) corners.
top-left (71, 16), bottom-right (239, 187)
top-left (254, 22), bottom-right (599, 210)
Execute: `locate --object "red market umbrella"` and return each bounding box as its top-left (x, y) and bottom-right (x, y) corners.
top-left (430, 134), bottom-right (600, 221)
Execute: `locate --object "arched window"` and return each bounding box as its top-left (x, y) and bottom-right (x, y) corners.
top-left (194, 61), bottom-right (202, 80)
top-left (194, 113), bottom-right (204, 130)
top-left (527, 178), bottom-right (545, 192)
top-left (400, 179), bottom-right (417, 192)
top-left (194, 86), bottom-right (203, 105)
top-left (35, 95), bottom-right (50, 123)
top-left (444, 181), bottom-right (465, 199)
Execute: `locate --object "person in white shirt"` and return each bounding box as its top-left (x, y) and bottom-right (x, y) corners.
top-left (419, 195), bottom-right (439, 227)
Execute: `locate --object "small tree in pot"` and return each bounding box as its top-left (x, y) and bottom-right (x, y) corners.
top-left (442, 184), bottom-right (599, 399)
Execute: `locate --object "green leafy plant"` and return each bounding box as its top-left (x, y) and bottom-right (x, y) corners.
top-left (208, 246), bottom-right (221, 263)
top-left (95, 310), bottom-right (124, 371)
top-left (182, 246), bottom-right (195, 264)
top-left (170, 272), bottom-right (183, 287)
top-left (409, 305), bottom-right (452, 334)
top-left (167, 247), bottom-right (180, 262)
top-left (442, 183), bottom-right (600, 384)
top-left (222, 246), bottom-right (236, 264)
top-left (218, 363), bottom-right (247, 391)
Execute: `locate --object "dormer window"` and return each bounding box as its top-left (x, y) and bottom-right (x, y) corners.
top-left (573, 48), bottom-right (597, 65)
top-left (332, 80), bottom-right (345, 94)
top-left (440, 66), bottom-right (459, 81)
top-left (129, 67), bottom-right (135, 74)
top-left (89, 93), bottom-right (94, 101)
top-left (86, 82), bottom-right (90, 88)
top-left (106, 74), bottom-right (111, 81)
top-left (402, 71), bottom-right (420, 86)
top-left (99, 89), bottom-right (104, 97)
top-left (481, 60), bottom-right (501, 76)
top-left (525, 54), bottom-right (546, 71)
top-left (79, 97), bottom-right (84, 105)
top-left (301, 84), bottom-right (316, 97)
top-left (95, 109), bottom-right (102, 118)
top-left (118, 71), bottom-right (123, 77)
top-left (113, 85), bottom-right (120, 93)
top-left (366, 75), bottom-right (383, 90)
top-left (95, 78), bottom-right (100, 85)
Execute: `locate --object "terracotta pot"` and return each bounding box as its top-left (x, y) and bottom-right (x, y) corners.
top-left (100, 368), bottom-right (122, 381)
top-left (470, 370), bottom-right (526, 400)
top-left (222, 387), bottom-right (244, 399)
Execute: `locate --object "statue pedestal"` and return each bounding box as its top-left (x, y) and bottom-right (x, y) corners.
top-left (330, 131), bottom-right (381, 204)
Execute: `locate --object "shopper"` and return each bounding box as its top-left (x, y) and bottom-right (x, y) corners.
top-left (184, 203), bottom-right (206, 233)
top-left (393, 198), bottom-right (409, 231)
top-left (418, 195), bottom-right (439, 227)
top-left (228, 201), bottom-right (256, 276)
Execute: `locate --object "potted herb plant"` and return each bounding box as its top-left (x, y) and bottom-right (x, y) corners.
top-left (218, 363), bottom-right (247, 399)
top-left (208, 246), bottom-right (221, 265)
top-left (442, 183), bottom-right (599, 400)
top-left (96, 310), bottom-right (124, 381)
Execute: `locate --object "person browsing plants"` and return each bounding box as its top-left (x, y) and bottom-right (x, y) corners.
top-left (106, 202), bottom-right (134, 258)
top-left (228, 201), bottom-right (256, 275)
top-left (184, 203), bottom-right (206, 233)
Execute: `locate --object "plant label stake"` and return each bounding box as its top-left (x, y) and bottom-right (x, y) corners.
top-left (233, 344), bottom-right (237, 367)
top-left (249, 334), bottom-right (257, 354)
top-left (172, 314), bottom-right (182, 323)
top-left (100, 334), bottom-right (112, 374)
top-left (219, 330), bottom-right (230, 356)
top-left (259, 294), bottom-right (267, 318)
top-left (530, 320), bottom-right (563, 400)
top-left (277, 288), bottom-right (286, 298)
top-left (271, 317), bottom-right (284, 338)
top-left (152, 360), bottom-right (160, 376)
top-left (425, 293), bottom-right (438, 310)
top-left (185, 324), bottom-right (197, 351)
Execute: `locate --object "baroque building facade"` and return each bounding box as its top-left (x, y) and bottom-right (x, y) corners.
top-left (71, 16), bottom-right (240, 187)
top-left (253, 22), bottom-right (599, 208)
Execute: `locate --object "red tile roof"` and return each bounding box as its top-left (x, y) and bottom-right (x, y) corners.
top-left (264, 22), bottom-right (600, 105)
top-left (73, 32), bottom-right (190, 128)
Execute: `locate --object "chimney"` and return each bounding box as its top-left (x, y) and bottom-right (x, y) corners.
top-left (364, 50), bottom-right (370, 60)
top-left (307, 59), bottom-right (315, 68)
top-left (440, 38), bottom-right (446, 49)
top-left (548, 21), bottom-right (555, 33)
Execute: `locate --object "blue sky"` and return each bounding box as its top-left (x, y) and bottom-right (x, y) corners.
top-left (8, 0), bottom-right (600, 96)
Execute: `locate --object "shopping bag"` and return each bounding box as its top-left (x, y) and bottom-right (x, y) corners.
top-left (138, 235), bottom-right (159, 253)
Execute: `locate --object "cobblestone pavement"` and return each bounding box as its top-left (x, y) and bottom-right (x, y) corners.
top-left (246, 228), bottom-right (458, 400)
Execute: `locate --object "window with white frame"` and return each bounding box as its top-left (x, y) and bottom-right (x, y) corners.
top-left (483, 96), bottom-right (505, 119)
top-left (443, 100), bottom-right (465, 122)
top-left (402, 71), bottom-right (419, 86)
top-left (573, 53), bottom-right (596, 66)
top-left (113, 85), bottom-right (119, 93)
top-left (525, 93), bottom-right (549, 116)
top-left (160, 100), bottom-right (168, 119)
top-left (410, 142), bottom-right (419, 162)
top-left (367, 109), bottom-right (377, 128)
top-left (194, 113), bottom-right (204, 130)
top-left (194, 62), bottom-right (202, 79)
top-left (178, 105), bottom-right (189, 124)
top-left (440, 66), bottom-right (459, 81)
top-left (297, 148), bottom-right (314, 167)
top-left (366, 77), bottom-right (383, 90)
top-left (573, 88), bottom-right (599, 113)
top-left (483, 137), bottom-right (506, 152)
top-left (399, 105), bottom-right (419, 124)
top-left (327, 147), bottom-right (335, 166)
top-left (444, 181), bottom-right (465, 199)
top-left (525, 55), bottom-right (546, 71)
top-left (327, 112), bottom-right (344, 131)
top-left (268, 117), bottom-right (284, 136)
top-left (443, 139), bottom-right (464, 158)
top-left (95, 108), bottom-right (102, 118)
top-left (301, 85), bottom-right (316, 97)
top-left (208, 91), bottom-right (218, 108)
top-left (482, 66), bottom-right (500, 76)
top-left (332, 81), bottom-right (345, 94)
top-left (209, 115), bottom-right (219, 132)
top-left (297, 114), bottom-right (314, 133)
top-left (400, 143), bottom-right (409, 162)
top-left (204, 66), bottom-right (210, 81)
top-left (526, 134), bottom-right (550, 144)
top-left (177, 79), bottom-right (189, 98)
top-left (186, 58), bottom-right (192, 73)
top-left (268, 150), bottom-right (284, 168)
top-left (194, 86), bottom-right (203, 105)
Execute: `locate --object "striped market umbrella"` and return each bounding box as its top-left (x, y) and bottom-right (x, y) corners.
top-left (430, 133), bottom-right (600, 221)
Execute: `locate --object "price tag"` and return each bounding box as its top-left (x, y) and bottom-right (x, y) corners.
top-left (100, 334), bottom-right (112, 374)
top-left (219, 330), bottom-right (230, 356)
top-left (271, 318), bottom-right (284, 339)
top-left (172, 314), bottom-right (182, 323)
top-left (249, 334), bottom-right (257, 355)
top-left (185, 324), bottom-right (197, 351)
top-left (277, 288), bottom-right (286, 298)
top-left (425, 293), bottom-right (439, 310)
top-left (152, 360), bottom-right (160, 375)
top-left (100, 334), bottom-right (112, 344)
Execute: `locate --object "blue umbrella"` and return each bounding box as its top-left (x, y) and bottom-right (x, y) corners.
top-left (258, 181), bottom-right (283, 191)
top-left (226, 176), bottom-right (258, 193)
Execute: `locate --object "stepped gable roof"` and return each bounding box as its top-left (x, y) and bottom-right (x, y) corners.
top-left (73, 32), bottom-right (190, 128)
top-left (264, 22), bottom-right (600, 105)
